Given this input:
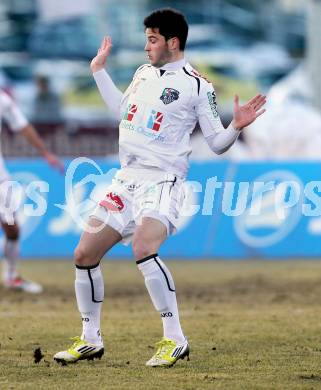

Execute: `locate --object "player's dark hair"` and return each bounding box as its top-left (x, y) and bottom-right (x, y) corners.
top-left (144, 8), bottom-right (188, 51)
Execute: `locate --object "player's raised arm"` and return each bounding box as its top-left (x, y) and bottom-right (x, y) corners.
top-left (197, 83), bottom-right (266, 155)
top-left (90, 36), bottom-right (113, 73)
top-left (91, 36), bottom-right (123, 117)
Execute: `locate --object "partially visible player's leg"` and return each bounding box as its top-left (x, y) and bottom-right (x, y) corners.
top-left (74, 217), bottom-right (121, 343)
top-left (54, 217), bottom-right (122, 364)
top-left (1, 220), bottom-right (42, 293)
top-left (1, 221), bottom-right (19, 282)
top-left (132, 217), bottom-right (166, 259)
top-left (133, 217), bottom-right (188, 366)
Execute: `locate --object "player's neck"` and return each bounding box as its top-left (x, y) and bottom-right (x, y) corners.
top-left (168, 51), bottom-right (184, 63)
top-left (159, 53), bottom-right (186, 70)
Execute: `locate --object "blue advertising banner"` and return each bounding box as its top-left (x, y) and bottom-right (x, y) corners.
top-left (2, 158), bottom-right (321, 259)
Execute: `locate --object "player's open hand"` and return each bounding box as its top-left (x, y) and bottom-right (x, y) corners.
top-left (232, 94), bottom-right (266, 130)
top-left (90, 36), bottom-right (113, 73)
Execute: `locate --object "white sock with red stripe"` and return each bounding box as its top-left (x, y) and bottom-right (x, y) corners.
top-left (137, 254), bottom-right (185, 344)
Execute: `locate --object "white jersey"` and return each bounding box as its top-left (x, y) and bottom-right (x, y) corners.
top-left (119, 60), bottom-right (232, 178)
top-left (93, 58), bottom-right (239, 179)
top-left (0, 91), bottom-right (28, 181)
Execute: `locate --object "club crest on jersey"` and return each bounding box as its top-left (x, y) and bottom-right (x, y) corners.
top-left (123, 104), bottom-right (138, 121)
top-left (160, 88), bottom-right (179, 105)
top-left (99, 192), bottom-right (125, 212)
top-left (147, 110), bottom-right (164, 131)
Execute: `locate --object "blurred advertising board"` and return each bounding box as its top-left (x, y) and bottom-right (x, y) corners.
top-left (3, 158), bottom-right (321, 259)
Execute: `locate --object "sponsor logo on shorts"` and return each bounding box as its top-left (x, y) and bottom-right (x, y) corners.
top-left (207, 91), bottom-right (219, 118)
top-left (99, 192), bottom-right (125, 212)
top-left (147, 110), bottom-right (164, 131)
top-left (160, 88), bottom-right (180, 105)
top-left (123, 104), bottom-right (138, 121)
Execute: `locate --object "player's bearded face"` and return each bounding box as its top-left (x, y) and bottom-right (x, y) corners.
top-left (145, 28), bottom-right (172, 67)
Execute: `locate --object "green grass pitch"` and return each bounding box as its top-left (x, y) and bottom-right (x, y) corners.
top-left (1, 259), bottom-right (321, 389)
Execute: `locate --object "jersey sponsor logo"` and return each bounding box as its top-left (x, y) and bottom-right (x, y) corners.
top-left (120, 121), bottom-right (166, 142)
top-left (123, 104), bottom-right (138, 121)
top-left (207, 91), bottom-right (219, 118)
top-left (160, 88), bottom-right (180, 105)
top-left (147, 110), bottom-right (164, 131)
top-left (99, 192), bottom-right (125, 212)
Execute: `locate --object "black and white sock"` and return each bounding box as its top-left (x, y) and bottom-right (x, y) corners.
top-left (75, 263), bottom-right (104, 345)
top-left (137, 254), bottom-right (185, 344)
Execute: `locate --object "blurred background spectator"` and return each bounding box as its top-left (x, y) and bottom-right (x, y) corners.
top-left (0, 0), bottom-right (320, 160)
top-left (31, 75), bottom-right (64, 127)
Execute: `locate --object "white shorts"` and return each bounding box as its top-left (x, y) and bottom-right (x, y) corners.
top-left (90, 168), bottom-right (185, 245)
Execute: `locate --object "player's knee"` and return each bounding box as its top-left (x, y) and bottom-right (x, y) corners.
top-left (4, 225), bottom-right (19, 240)
top-left (132, 237), bottom-right (154, 260)
top-left (74, 246), bottom-right (95, 267)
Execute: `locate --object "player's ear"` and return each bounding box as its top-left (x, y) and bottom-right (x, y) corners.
top-left (168, 37), bottom-right (179, 51)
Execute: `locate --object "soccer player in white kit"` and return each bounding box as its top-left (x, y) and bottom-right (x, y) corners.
top-left (0, 90), bottom-right (64, 293)
top-left (54, 8), bottom-right (266, 366)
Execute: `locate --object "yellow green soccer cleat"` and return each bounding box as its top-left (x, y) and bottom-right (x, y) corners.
top-left (54, 337), bottom-right (104, 365)
top-left (146, 337), bottom-right (190, 367)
